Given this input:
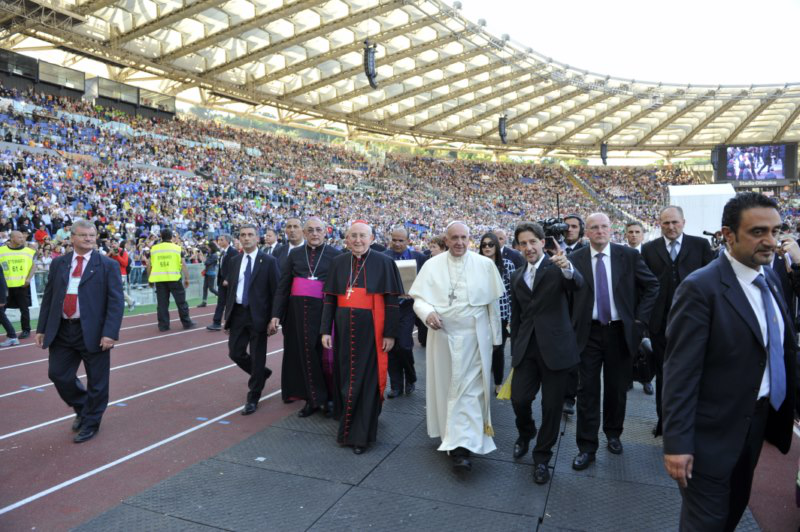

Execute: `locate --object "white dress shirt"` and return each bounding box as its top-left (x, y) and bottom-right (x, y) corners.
top-left (524, 254), bottom-right (575, 289)
top-left (63, 250), bottom-right (92, 319)
top-left (235, 249), bottom-right (259, 304)
top-left (725, 250), bottom-right (783, 399)
top-left (590, 244), bottom-right (620, 321)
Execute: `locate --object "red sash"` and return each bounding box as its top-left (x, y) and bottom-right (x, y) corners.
top-left (291, 277), bottom-right (334, 390)
top-left (337, 287), bottom-right (388, 399)
top-left (291, 277), bottom-right (324, 299)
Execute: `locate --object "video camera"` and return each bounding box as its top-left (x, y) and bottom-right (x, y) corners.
top-left (702, 230), bottom-right (724, 251)
top-left (538, 217), bottom-right (569, 241)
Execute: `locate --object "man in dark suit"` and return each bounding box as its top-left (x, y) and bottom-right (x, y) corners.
top-left (663, 192), bottom-right (797, 531)
top-left (494, 229), bottom-right (526, 269)
top-left (569, 212), bottom-right (659, 470)
top-left (35, 220), bottom-right (124, 443)
top-left (262, 228), bottom-right (279, 255)
top-left (272, 218), bottom-right (304, 270)
top-left (642, 206), bottom-right (715, 436)
top-left (562, 214), bottom-right (587, 254)
top-left (384, 227), bottom-right (426, 398)
top-left (224, 224), bottom-right (281, 415)
top-left (207, 234), bottom-right (238, 331)
top-left (509, 222), bottom-right (583, 484)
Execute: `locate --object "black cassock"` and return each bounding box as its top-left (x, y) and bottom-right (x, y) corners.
top-left (321, 250), bottom-right (402, 448)
top-left (272, 243), bottom-right (341, 407)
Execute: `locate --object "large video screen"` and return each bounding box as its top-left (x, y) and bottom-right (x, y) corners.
top-left (714, 142), bottom-right (798, 185)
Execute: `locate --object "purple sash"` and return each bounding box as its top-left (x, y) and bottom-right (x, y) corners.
top-left (291, 277), bottom-right (324, 299)
top-left (290, 276), bottom-right (334, 389)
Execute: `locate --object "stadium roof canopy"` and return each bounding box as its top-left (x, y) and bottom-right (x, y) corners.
top-left (2, 0), bottom-right (800, 158)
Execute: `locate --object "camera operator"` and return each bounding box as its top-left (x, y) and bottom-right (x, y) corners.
top-left (107, 239), bottom-right (136, 312)
top-left (563, 214), bottom-right (587, 254)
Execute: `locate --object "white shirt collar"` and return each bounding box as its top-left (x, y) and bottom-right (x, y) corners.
top-left (527, 254), bottom-right (545, 272)
top-left (590, 243), bottom-right (612, 258)
top-left (73, 249), bottom-right (92, 263)
top-left (664, 233), bottom-right (684, 247)
top-left (243, 248), bottom-right (258, 262)
top-left (724, 249), bottom-right (763, 284)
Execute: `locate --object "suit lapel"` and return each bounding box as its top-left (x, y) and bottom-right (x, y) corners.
top-left (513, 267), bottom-right (530, 295)
top-left (229, 254), bottom-right (242, 294)
top-left (576, 248), bottom-right (594, 293)
top-left (720, 256), bottom-right (764, 345)
top-left (531, 256), bottom-right (551, 295)
top-left (79, 252), bottom-right (99, 286)
top-left (654, 238), bottom-right (672, 268)
top-left (611, 245), bottom-right (624, 297)
top-left (61, 252), bottom-right (73, 284)
top-left (250, 251), bottom-right (264, 282)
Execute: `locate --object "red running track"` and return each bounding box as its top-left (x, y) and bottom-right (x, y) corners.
top-left (0, 309), bottom-right (297, 531)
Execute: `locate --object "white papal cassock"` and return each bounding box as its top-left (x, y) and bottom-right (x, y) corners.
top-left (409, 251), bottom-right (504, 455)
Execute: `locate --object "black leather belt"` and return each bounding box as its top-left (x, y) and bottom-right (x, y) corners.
top-left (591, 320), bottom-right (623, 328)
top-left (61, 318), bottom-right (81, 324)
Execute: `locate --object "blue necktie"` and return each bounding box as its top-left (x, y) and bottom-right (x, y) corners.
top-left (241, 255), bottom-right (252, 307)
top-left (595, 252), bottom-right (611, 324)
top-left (752, 274), bottom-right (786, 410)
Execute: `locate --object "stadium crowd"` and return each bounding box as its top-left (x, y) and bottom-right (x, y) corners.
top-left (0, 82), bottom-right (714, 272)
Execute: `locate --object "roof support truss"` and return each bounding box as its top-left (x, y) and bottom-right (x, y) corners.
top-left (552, 95), bottom-right (638, 144)
top-left (635, 93), bottom-right (713, 147)
top-left (478, 88), bottom-right (579, 141)
top-left (111, 0), bottom-right (227, 45)
top-left (516, 93), bottom-right (613, 143)
top-left (724, 93), bottom-right (780, 144)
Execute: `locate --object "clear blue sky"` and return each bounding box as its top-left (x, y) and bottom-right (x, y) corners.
top-left (455, 0), bottom-right (799, 86)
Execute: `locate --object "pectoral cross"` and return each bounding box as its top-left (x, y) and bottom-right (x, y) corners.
top-left (346, 287), bottom-right (354, 299)
top-left (448, 289), bottom-right (456, 306)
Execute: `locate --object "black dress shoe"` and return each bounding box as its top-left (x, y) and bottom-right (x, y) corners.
top-left (572, 452), bottom-right (595, 471)
top-left (386, 389), bottom-right (402, 399)
top-left (71, 415), bottom-right (82, 432)
top-left (197, 302), bottom-right (207, 308)
top-left (183, 321), bottom-right (197, 330)
top-left (452, 455), bottom-right (472, 472)
top-left (405, 382), bottom-right (415, 395)
top-left (158, 327), bottom-right (170, 332)
top-left (241, 402), bottom-right (257, 415)
top-left (297, 403), bottom-right (318, 418)
top-left (642, 382), bottom-right (654, 395)
top-left (562, 401), bottom-right (575, 415)
top-left (324, 400), bottom-right (334, 418)
top-left (353, 446), bottom-right (366, 455)
top-left (73, 426), bottom-right (98, 443)
top-left (513, 437), bottom-right (530, 459)
top-left (607, 437), bottom-right (623, 455)
top-left (533, 463), bottom-right (550, 484)
top-left (206, 324), bottom-right (222, 331)
top-left (18, 330), bottom-right (30, 339)
top-left (283, 398), bottom-right (295, 404)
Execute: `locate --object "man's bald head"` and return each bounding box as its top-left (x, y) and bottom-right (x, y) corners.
top-left (347, 222), bottom-right (373, 237)
top-left (585, 212), bottom-right (611, 251)
top-left (304, 217), bottom-right (325, 247)
top-left (8, 230), bottom-right (25, 247)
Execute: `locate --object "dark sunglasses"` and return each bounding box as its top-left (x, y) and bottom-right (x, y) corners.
top-left (480, 241), bottom-right (496, 248)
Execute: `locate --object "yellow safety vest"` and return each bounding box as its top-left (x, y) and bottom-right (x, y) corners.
top-left (148, 242), bottom-right (182, 283)
top-left (0, 245), bottom-right (35, 287)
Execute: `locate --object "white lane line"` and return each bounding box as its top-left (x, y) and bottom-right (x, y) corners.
top-left (0, 340), bottom-right (230, 399)
top-left (0, 312), bottom-right (215, 353)
top-left (0, 349), bottom-right (284, 441)
top-left (0, 388), bottom-right (282, 516)
top-left (0, 327), bottom-right (211, 371)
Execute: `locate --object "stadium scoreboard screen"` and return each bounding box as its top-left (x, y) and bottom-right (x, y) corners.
top-left (713, 142), bottom-right (798, 186)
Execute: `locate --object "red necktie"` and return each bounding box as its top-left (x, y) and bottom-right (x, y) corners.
top-left (63, 256), bottom-right (84, 318)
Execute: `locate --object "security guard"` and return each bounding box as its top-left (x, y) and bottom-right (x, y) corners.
top-left (0, 231), bottom-right (36, 338)
top-left (146, 228), bottom-right (195, 331)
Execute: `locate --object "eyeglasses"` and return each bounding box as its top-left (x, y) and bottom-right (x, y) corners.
top-left (480, 242), bottom-right (495, 248)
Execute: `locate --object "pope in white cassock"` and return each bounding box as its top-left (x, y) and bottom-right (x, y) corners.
top-left (409, 221), bottom-right (505, 472)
